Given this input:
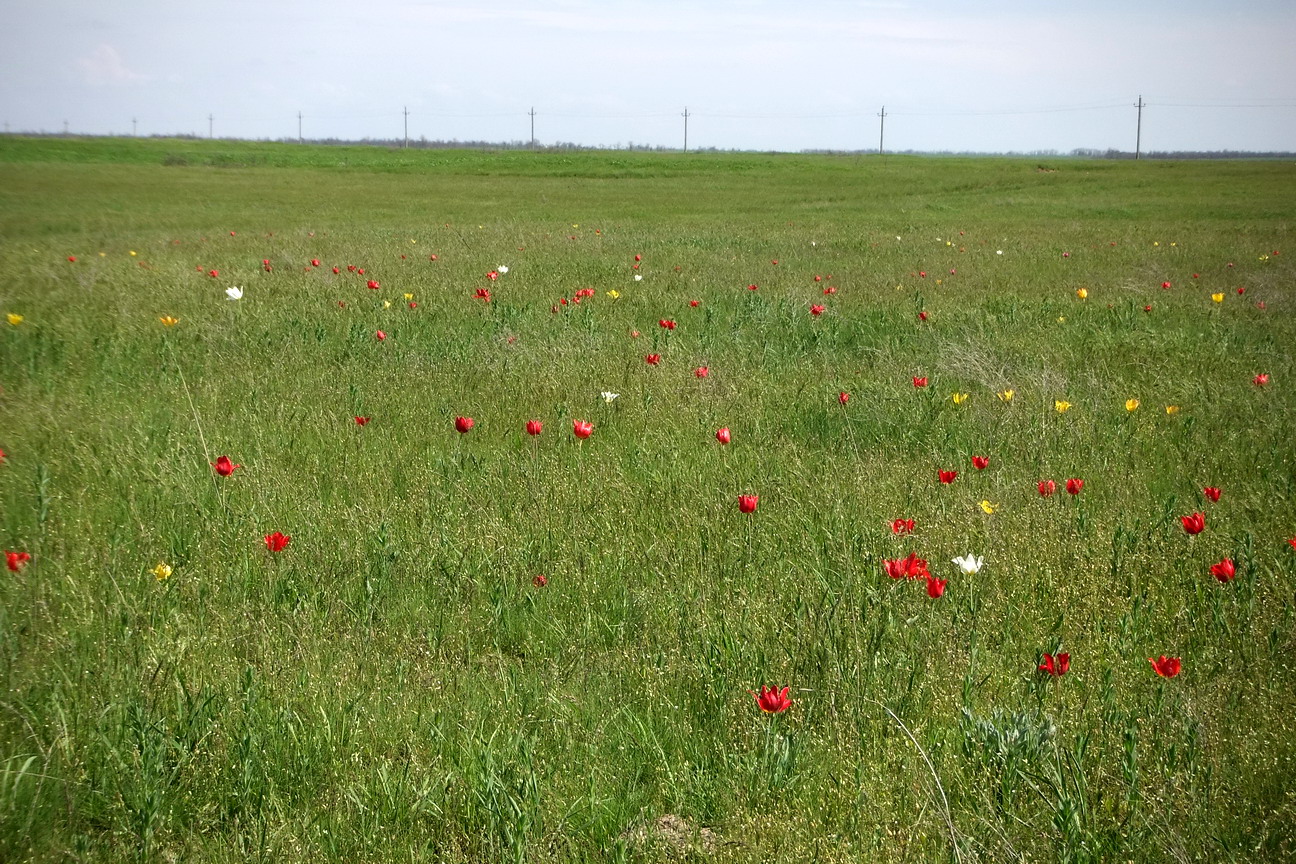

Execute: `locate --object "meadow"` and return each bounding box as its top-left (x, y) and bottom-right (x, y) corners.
top-left (1, 137), bottom-right (1294, 862)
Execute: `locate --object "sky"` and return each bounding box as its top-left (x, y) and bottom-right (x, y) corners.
top-left (2, 0), bottom-right (1294, 153)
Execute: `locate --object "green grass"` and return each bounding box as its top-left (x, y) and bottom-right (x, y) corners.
top-left (1, 137), bottom-right (1294, 862)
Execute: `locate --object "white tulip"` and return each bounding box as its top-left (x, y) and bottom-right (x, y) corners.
top-left (601, 392), bottom-right (619, 403)
top-left (225, 286), bottom-right (243, 301)
top-left (952, 554), bottom-right (983, 575)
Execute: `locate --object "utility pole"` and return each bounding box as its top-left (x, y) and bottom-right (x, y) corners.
top-left (132, 117), bottom-right (137, 136)
top-left (63, 119), bottom-right (69, 135)
top-left (878, 105), bottom-right (886, 154)
top-left (298, 111), bottom-right (303, 143)
top-left (682, 106), bottom-right (690, 152)
top-left (529, 107), bottom-right (536, 147)
top-left (1133, 95), bottom-right (1145, 160)
top-left (403, 106), bottom-right (409, 149)
top-left (208, 114), bottom-right (213, 138)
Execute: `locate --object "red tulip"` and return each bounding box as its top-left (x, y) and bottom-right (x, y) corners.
top-left (1161, 281), bottom-right (1172, 289)
top-left (0, 447), bottom-right (6, 463)
top-left (354, 416), bottom-right (371, 426)
top-left (526, 419), bottom-right (543, 436)
top-left (737, 494), bottom-right (759, 514)
top-left (694, 366), bottom-right (709, 378)
top-left (1038, 479), bottom-right (1057, 497)
top-left (264, 532), bottom-right (291, 552)
top-left (474, 288), bottom-right (492, 302)
top-left (690, 299), bottom-right (700, 307)
top-left (645, 354), bottom-right (661, 365)
top-left (67, 256), bottom-right (76, 262)
top-left (925, 575), bottom-right (947, 598)
top-left (429, 254), bottom-right (438, 261)
top-left (810, 304), bottom-right (825, 316)
top-left (1143, 304), bottom-right (1152, 313)
top-left (573, 420), bottom-right (593, 439)
top-left (212, 455), bottom-right (240, 477)
top-left (1209, 558), bottom-right (1235, 583)
top-left (939, 470), bottom-right (958, 484)
top-left (1253, 373), bottom-right (1270, 386)
top-left (918, 311), bottom-right (929, 322)
top-left (814, 275), bottom-right (822, 282)
top-left (454, 416), bottom-right (474, 434)
top-left (634, 254), bottom-right (642, 261)
top-left (823, 286), bottom-right (837, 295)
top-left (366, 280), bottom-right (380, 290)
top-left (487, 271), bottom-right (499, 281)
top-left (374, 330), bottom-right (386, 341)
top-left (749, 685), bottom-right (791, 714)
top-left (311, 259), bottom-right (320, 267)
top-left (5, 551), bottom-right (31, 572)
top-left (332, 266), bottom-right (340, 274)
top-left (890, 518), bottom-right (915, 535)
top-left (884, 552), bottom-right (928, 580)
top-left (1202, 486), bottom-right (1221, 502)
top-left (912, 376), bottom-right (928, 388)
top-left (1038, 652), bottom-right (1070, 676)
top-left (208, 269), bottom-right (219, 278)
top-left (747, 284), bottom-right (758, 291)
top-left (716, 427), bottom-right (731, 445)
top-left (1181, 512), bottom-right (1205, 535)
top-left (838, 392), bottom-right (849, 405)
top-left (659, 319), bottom-right (677, 330)
top-left (1149, 655), bottom-right (1181, 678)
top-left (972, 456), bottom-right (989, 470)
top-left (532, 573), bottom-right (548, 587)
top-left (1066, 478), bottom-right (1084, 495)
top-left (1289, 537), bottom-right (1296, 551)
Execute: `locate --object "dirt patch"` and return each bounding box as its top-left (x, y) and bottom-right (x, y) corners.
top-left (621, 814), bottom-right (720, 856)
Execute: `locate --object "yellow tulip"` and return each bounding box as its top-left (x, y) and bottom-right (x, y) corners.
top-left (152, 562), bottom-right (172, 581)
top-left (1126, 399), bottom-right (1140, 412)
top-left (979, 500), bottom-right (997, 514)
top-left (129, 250), bottom-right (137, 256)
top-left (6, 313), bottom-right (23, 326)
top-left (403, 293), bottom-right (414, 300)
top-left (997, 389), bottom-right (1014, 402)
top-left (1166, 405), bottom-right (1180, 415)
top-left (952, 392), bottom-right (969, 405)
top-left (1211, 293), bottom-right (1224, 303)
top-left (382, 300), bottom-right (392, 309)
top-left (1055, 400), bottom-right (1072, 413)
top-left (606, 290), bottom-right (620, 299)
top-left (1057, 316), bottom-right (1066, 323)
top-left (159, 316), bottom-right (179, 327)
top-left (1076, 288), bottom-right (1088, 300)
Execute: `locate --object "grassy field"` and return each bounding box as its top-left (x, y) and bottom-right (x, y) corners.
top-left (1, 137), bottom-right (1294, 863)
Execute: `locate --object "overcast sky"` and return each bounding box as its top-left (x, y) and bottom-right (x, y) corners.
top-left (2, 0), bottom-right (1294, 153)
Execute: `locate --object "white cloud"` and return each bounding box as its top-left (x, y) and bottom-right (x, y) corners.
top-left (77, 44), bottom-right (147, 86)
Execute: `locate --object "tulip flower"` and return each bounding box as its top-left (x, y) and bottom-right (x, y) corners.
top-left (1125, 399), bottom-right (1140, 412)
top-left (454, 416), bottom-right (474, 434)
top-left (159, 316), bottom-right (179, 327)
top-left (1055, 400), bottom-right (1072, 413)
top-left (573, 420), bottom-right (593, 439)
top-left (997, 390), bottom-right (1014, 402)
top-left (952, 392), bottom-right (969, 404)
top-left (716, 427), bottom-right (731, 445)
top-left (1149, 655), bottom-right (1181, 678)
top-left (1211, 293), bottom-right (1224, 303)
top-left (838, 392), bottom-right (849, 405)
top-left (1253, 373), bottom-right (1270, 386)
top-left (737, 494), bottom-right (759, 514)
top-left (208, 270), bottom-right (219, 278)
top-left (884, 552), bottom-right (928, 580)
top-left (374, 330), bottom-right (386, 341)
top-left (526, 420), bottom-right (543, 436)
top-left (644, 354), bottom-right (661, 365)
top-left (1038, 652), bottom-right (1070, 677)
top-left (810, 304), bottom-right (825, 316)
top-left (918, 311), bottom-right (929, 322)
top-left (225, 286), bottom-right (243, 301)
top-left (601, 392), bottom-right (619, 403)
top-left (912, 377), bottom-right (928, 388)
top-left (1066, 478), bottom-right (1084, 495)
top-left (212, 456), bottom-right (240, 477)
top-left (264, 532), bottom-right (291, 552)
top-left (952, 554), bottom-right (983, 575)
top-left (152, 562), bottom-right (172, 581)
top-left (694, 366), bottom-right (709, 378)
top-left (354, 416), bottom-right (371, 426)
top-left (749, 685), bottom-right (791, 713)
top-left (367, 280), bottom-right (380, 290)
top-left (5, 551), bottom-right (31, 572)
top-left (979, 500), bottom-right (997, 514)
top-left (925, 575), bottom-right (947, 598)
top-left (311, 259), bottom-right (320, 267)
top-left (7, 313), bottom-right (24, 326)
top-left (939, 470), bottom-right (958, 484)
top-left (531, 573), bottom-right (547, 587)
top-left (1038, 480), bottom-right (1057, 497)
top-left (1202, 487), bottom-right (1221, 502)
top-left (1166, 405), bottom-right (1180, 415)
top-left (1161, 281), bottom-right (1172, 289)
top-left (1209, 558), bottom-right (1236, 583)
top-left (1076, 288), bottom-right (1088, 300)
top-left (972, 456), bottom-right (989, 470)
top-left (1181, 512), bottom-right (1205, 535)
top-left (67, 256), bottom-right (76, 262)
top-left (890, 518), bottom-right (915, 535)
top-left (497, 265), bottom-right (508, 274)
